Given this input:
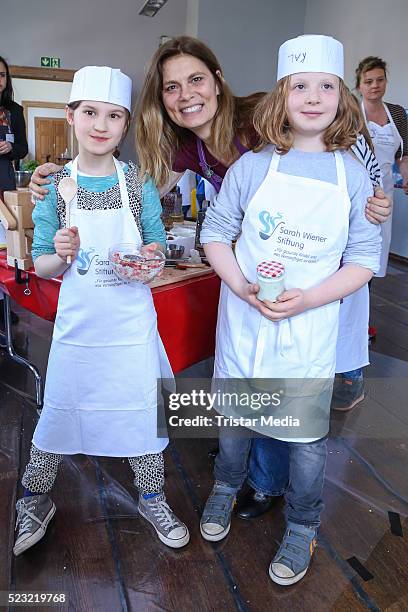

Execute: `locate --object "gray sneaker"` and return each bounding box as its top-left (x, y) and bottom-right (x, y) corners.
top-left (269, 522), bottom-right (318, 586)
top-left (138, 493), bottom-right (190, 548)
top-left (200, 482), bottom-right (237, 542)
top-left (13, 494), bottom-right (56, 556)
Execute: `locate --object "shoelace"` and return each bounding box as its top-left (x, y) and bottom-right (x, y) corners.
top-left (151, 499), bottom-right (178, 530)
top-left (15, 500), bottom-right (41, 536)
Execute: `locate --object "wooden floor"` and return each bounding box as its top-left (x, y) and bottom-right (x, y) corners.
top-left (1, 259), bottom-right (408, 612)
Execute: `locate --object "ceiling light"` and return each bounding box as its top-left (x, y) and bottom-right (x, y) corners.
top-left (139, 0), bottom-right (169, 17)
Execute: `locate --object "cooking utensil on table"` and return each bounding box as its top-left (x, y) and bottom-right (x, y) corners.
top-left (165, 244), bottom-right (185, 259)
top-left (58, 177), bottom-right (77, 264)
top-left (14, 171), bottom-right (33, 188)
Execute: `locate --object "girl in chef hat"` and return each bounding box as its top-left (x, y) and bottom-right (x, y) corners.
top-left (13, 65), bottom-right (189, 557)
top-left (199, 35), bottom-right (381, 585)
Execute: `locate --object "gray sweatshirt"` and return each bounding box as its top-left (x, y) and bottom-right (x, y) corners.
top-left (201, 145), bottom-right (381, 273)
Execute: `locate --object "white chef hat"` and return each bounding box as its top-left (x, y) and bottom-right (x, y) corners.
top-left (68, 66), bottom-right (132, 111)
top-left (277, 35), bottom-right (344, 81)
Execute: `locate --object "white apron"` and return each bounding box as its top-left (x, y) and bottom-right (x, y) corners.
top-left (362, 102), bottom-right (403, 277)
top-left (214, 151), bottom-right (350, 439)
top-left (335, 285), bottom-right (369, 373)
top-left (33, 157), bottom-right (171, 457)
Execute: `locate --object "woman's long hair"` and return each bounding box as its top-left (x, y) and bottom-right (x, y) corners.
top-left (253, 77), bottom-right (368, 154)
top-left (135, 36), bottom-right (262, 186)
top-left (0, 56), bottom-right (14, 109)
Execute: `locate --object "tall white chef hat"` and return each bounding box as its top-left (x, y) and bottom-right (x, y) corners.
top-left (68, 66), bottom-right (132, 111)
top-left (277, 35), bottom-right (344, 81)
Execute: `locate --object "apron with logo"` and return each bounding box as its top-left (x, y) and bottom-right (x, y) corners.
top-left (33, 157), bottom-right (171, 456)
top-left (362, 102), bottom-right (403, 277)
top-left (214, 150), bottom-right (350, 439)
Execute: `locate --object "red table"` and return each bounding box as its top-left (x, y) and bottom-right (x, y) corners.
top-left (0, 250), bottom-right (221, 406)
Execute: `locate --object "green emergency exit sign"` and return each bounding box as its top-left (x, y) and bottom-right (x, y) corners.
top-left (41, 57), bottom-right (61, 68)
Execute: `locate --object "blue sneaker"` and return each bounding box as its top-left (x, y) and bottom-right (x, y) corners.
top-left (269, 522), bottom-right (317, 586)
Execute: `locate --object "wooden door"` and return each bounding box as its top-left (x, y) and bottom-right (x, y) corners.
top-left (35, 117), bottom-right (68, 164)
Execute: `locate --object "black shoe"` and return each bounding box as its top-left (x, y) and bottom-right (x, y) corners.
top-left (236, 488), bottom-right (274, 520)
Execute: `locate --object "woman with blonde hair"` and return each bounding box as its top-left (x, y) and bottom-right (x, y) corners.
top-left (136, 36), bottom-right (264, 194)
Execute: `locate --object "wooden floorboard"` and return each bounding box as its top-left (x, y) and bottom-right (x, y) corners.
top-left (97, 449), bottom-right (239, 611)
top-left (1, 260), bottom-right (408, 610)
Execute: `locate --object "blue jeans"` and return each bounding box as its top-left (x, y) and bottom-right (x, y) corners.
top-left (215, 428), bottom-right (327, 527)
top-left (248, 437), bottom-right (289, 496)
top-left (248, 370), bottom-right (364, 495)
top-left (341, 368), bottom-right (363, 380)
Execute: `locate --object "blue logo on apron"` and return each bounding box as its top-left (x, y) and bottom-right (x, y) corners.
top-left (258, 210), bottom-right (284, 240)
top-left (76, 247), bottom-right (98, 275)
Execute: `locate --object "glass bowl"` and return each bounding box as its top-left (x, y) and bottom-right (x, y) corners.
top-left (108, 243), bottom-right (165, 284)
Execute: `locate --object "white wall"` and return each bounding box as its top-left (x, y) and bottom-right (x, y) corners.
top-left (305, 0), bottom-right (408, 105)
top-left (1, 0), bottom-right (189, 160)
top-left (198, 0), bottom-right (307, 94)
top-left (185, 0), bottom-right (199, 36)
top-left (5, 0), bottom-right (408, 162)
top-left (1, 0), bottom-right (188, 83)
top-left (13, 79), bottom-right (72, 106)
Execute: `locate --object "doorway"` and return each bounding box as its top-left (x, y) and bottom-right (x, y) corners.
top-left (35, 117), bottom-right (68, 164)
top-left (10, 65), bottom-right (76, 164)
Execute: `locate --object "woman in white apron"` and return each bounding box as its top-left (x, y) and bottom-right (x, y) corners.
top-left (333, 57), bottom-right (408, 411)
top-left (200, 35), bottom-right (381, 586)
top-left (13, 66), bottom-right (189, 557)
top-left (356, 56), bottom-right (408, 277)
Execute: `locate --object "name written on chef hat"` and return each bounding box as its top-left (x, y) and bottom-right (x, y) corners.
top-left (277, 35), bottom-right (344, 81)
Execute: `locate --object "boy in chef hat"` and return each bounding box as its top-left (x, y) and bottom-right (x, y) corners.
top-left (14, 66), bottom-right (190, 556)
top-left (199, 35), bottom-right (381, 585)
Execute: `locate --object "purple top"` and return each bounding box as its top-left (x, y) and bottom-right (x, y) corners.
top-left (196, 137), bottom-right (249, 192)
top-left (172, 130), bottom-right (258, 193)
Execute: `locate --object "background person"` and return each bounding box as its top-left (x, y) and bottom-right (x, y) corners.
top-left (357, 55), bottom-right (408, 278)
top-left (0, 55), bottom-right (27, 196)
top-left (330, 56), bottom-right (408, 411)
top-left (0, 55), bottom-right (28, 325)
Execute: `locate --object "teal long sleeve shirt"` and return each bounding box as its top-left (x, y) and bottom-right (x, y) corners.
top-left (32, 162), bottom-right (166, 260)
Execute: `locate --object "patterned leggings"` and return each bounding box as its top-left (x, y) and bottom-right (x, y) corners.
top-left (22, 444), bottom-right (164, 494)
